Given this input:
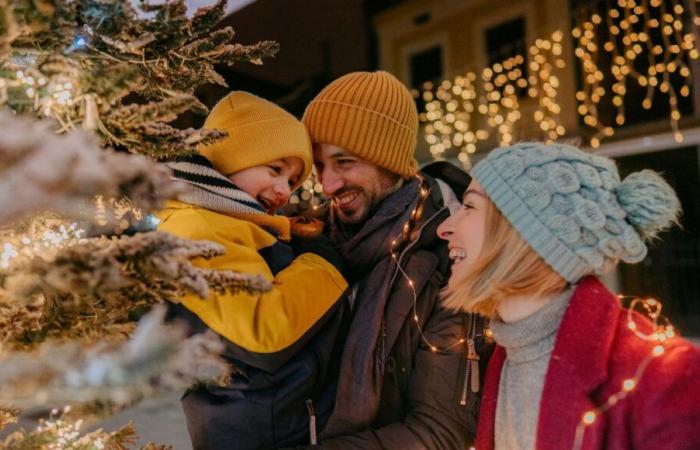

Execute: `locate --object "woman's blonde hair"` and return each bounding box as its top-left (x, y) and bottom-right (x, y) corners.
top-left (441, 200), bottom-right (568, 317)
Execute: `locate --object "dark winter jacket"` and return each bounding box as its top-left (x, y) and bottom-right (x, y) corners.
top-left (297, 162), bottom-right (493, 449)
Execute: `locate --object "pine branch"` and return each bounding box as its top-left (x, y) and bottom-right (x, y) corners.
top-left (0, 405), bottom-right (19, 431)
top-left (0, 0), bottom-right (280, 158)
top-left (102, 94), bottom-right (226, 158)
top-left (0, 306), bottom-right (231, 410)
top-left (1, 231), bottom-right (271, 349)
top-left (0, 112), bottom-right (180, 226)
top-left (1, 412), bottom-right (171, 449)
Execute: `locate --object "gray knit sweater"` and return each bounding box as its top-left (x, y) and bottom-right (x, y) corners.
top-left (489, 289), bottom-right (572, 450)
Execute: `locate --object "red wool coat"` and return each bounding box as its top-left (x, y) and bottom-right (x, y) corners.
top-left (475, 276), bottom-right (700, 450)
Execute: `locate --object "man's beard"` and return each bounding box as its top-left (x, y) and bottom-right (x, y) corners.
top-left (331, 178), bottom-right (404, 227)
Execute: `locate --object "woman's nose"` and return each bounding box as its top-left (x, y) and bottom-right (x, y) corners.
top-left (437, 216), bottom-right (454, 240)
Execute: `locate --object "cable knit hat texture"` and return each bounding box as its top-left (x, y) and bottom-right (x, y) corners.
top-left (472, 142), bottom-right (681, 283)
top-left (199, 91), bottom-right (312, 191)
top-left (303, 71), bottom-right (419, 178)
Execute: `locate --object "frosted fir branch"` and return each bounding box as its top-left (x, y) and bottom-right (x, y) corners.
top-left (102, 95), bottom-right (227, 159)
top-left (115, 123), bottom-right (226, 160)
top-left (1, 0), bottom-right (278, 157)
top-left (0, 112), bottom-right (180, 226)
top-left (0, 306), bottom-right (230, 410)
top-left (1, 410), bottom-right (173, 450)
top-left (1, 417), bottom-right (138, 450)
top-left (219, 40), bottom-right (280, 66)
top-left (0, 406), bottom-right (20, 431)
top-left (190, 0), bottom-right (227, 37)
top-left (1, 231), bottom-right (271, 348)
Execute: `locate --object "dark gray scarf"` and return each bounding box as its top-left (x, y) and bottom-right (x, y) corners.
top-left (322, 178), bottom-right (421, 436)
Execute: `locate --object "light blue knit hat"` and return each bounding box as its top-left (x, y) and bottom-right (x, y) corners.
top-left (471, 142), bottom-right (681, 283)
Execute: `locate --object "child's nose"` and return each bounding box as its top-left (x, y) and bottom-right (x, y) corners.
top-left (274, 181), bottom-right (291, 199)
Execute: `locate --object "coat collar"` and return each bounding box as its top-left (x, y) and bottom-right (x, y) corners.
top-left (476, 277), bottom-right (622, 450)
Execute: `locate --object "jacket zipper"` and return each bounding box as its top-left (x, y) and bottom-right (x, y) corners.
top-left (306, 399), bottom-right (317, 445)
top-left (460, 314), bottom-right (481, 405)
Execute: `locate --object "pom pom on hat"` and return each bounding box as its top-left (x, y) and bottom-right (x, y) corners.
top-left (615, 170), bottom-right (681, 240)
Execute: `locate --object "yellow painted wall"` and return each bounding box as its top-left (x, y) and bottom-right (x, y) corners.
top-left (374, 0), bottom-right (581, 161)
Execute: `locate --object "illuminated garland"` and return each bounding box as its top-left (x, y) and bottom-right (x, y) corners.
top-left (389, 177), bottom-right (467, 353)
top-left (420, 0), bottom-right (698, 159)
top-left (418, 31), bottom-right (566, 168)
top-left (573, 0), bottom-right (698, 147)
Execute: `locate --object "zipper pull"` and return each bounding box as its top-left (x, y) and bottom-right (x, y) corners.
top-left (467, 338), bottom-right (480, 393)
top-left (306, 399), bottom-right (317, 445)
top-left (460, 361), bottom-right (470, 406)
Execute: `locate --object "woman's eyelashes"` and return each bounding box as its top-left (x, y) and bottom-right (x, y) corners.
top-left (268, 164), bottom-right (283, 175)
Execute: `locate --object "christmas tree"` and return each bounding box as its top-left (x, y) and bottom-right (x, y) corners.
top-left (0, 0), bottom-right (277, 446)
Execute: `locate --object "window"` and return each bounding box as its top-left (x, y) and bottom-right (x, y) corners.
top-left (485, 16), bottom-right (528, 96)
top-left (485, 16), bottom-right (527, 66)
top-left (409, 45), bottom-right (444, 89)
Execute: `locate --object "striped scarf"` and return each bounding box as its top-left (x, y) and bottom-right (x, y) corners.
top-left (166, 155), bottom-right (291, 240)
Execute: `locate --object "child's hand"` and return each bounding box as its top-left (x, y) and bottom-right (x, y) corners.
top-left (289, 216), bottom-right (325, 239)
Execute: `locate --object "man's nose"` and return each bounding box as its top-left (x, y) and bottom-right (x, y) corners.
top-left (320, 167), bottom-right (343, 195)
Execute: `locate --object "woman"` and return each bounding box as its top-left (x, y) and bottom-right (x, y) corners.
top-left (437, 142), bottom-right (700, 450)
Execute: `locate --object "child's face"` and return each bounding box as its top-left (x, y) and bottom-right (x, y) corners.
top-left (227, 157), bottom-right (304, 213)
top-left (437, 180), bottom-right (488, 289)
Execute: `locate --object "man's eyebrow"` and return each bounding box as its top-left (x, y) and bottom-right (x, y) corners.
top-left (330, 151), bottom-right (354, 159)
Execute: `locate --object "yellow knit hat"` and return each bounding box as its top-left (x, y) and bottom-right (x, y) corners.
top-left (303, 71), bottom-right (419, 179)
top-left (199, 91), bottom-right (312, 191)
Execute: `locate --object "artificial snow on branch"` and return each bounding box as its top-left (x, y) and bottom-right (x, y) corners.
top-left (2, 410), bottom-right (171, 449)
top-left (0, 111), bottom-right (180, 226)
top-left (0, 306), bottom-right (230, 410)
top-left (0, 0), bottom-right (279, 158)
top-left (1, 231), bottom-right (271, 349)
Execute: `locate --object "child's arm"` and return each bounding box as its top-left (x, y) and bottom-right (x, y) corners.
top-left (159, 209), bottom-right (348, 372)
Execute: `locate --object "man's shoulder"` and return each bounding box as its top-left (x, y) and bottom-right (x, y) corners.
top-left (420, 161), bottom-right (470, 200)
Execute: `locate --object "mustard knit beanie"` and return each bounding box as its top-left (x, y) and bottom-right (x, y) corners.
top-left (303, 71), bottom-right (419, 179)
top-left (199, 91), bottom-right (312, 191)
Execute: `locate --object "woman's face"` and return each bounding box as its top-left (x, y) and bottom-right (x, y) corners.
top-left (437, 180), bottom-right (489, 289)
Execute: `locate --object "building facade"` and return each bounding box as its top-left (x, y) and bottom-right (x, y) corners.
top-left (373, 0), bottom-right (700, 334)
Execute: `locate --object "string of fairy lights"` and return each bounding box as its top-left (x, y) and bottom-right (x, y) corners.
top-left (572, 295), bottom-right (675, 450)
top-left (416, 30), bottom-right (566, 169)
top-left (389, 176), bottom-right (468, 353)
top-left (573, 0), bottom-right (698, 147)
top-left (418, 0), bottom-right (699, 163)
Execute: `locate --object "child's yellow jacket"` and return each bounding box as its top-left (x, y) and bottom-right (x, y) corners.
top-left (156, 200), bottom-right (347, 358)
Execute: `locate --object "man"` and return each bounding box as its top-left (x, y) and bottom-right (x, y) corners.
top-left (300, 70), bottom-right (492, 449)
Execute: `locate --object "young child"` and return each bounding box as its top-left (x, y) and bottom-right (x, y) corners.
top-left (437, 142), bottom-right (700, 450)
top-left (157, 91), bottom-right (349, 450)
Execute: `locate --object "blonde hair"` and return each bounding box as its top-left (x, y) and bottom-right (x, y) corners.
top-left (441, 200), bottom-right (568, 317)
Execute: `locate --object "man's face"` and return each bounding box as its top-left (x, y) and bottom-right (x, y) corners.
top-left (314, 144), bottom-right (400, 225)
